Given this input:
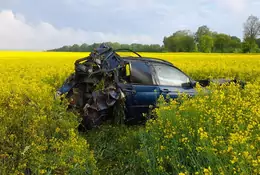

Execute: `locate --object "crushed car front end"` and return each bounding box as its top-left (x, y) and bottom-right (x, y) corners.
top-left (56, 44), bottom-right (246, 130)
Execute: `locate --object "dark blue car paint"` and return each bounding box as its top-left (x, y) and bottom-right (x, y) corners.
top-left (159, 85), bottom-right (196, 99)
top-left (58, 57), bottom-right (197, 123)
top-left (59, 83), bottom-right (75, 94)
top-left (121, 58), bottom-right (197, 122)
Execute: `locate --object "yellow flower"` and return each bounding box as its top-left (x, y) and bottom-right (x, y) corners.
top-left (40, 169), bottom-right (47, 174)
top-left (55, 127), bottom-right (60, 133)
top-left (160, 145), bottom-right (166, 150)
top-left (231, 156), bottom-right (238, 164)
top-left (203, 166), bottom-right (212, 175)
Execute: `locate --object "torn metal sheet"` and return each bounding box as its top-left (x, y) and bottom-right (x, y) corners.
top-left (56, 43), bottom-right (246, 130)
top-left (56, 43), bottom-right (128, 130)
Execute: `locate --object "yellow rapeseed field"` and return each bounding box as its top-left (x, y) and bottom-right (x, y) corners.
top-left (0, 51), bottom-right (259, 174)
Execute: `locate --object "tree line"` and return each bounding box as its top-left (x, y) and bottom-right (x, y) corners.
top-left (48, 15), bottom-right (260, 53)
top-left (49, 42), bottom-right (164, 52)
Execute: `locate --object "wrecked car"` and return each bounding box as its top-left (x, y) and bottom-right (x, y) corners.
top-left (56, 44), bottom-right (245, 130)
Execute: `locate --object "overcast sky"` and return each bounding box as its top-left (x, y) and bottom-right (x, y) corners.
top-left (0, 0), bottom-right (260, 50)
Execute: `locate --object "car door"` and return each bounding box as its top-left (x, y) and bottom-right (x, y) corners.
top-left (123, 60), bottom-right (160, 123)
top-left (151, 62), bottom-right (196, 99)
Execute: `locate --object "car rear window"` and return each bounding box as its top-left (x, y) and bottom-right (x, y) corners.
top-left (130, 61), bottom-right (153, 85)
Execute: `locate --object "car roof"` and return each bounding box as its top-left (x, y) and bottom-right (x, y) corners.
top-left (122, 56), bottom-right (173, 66)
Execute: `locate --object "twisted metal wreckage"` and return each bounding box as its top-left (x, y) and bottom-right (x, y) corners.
top-left (56, 44), bottom-right (246, 130)
top-left (56, 44), bottom-right (139, 130)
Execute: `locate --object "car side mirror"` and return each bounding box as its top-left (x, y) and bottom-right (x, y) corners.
top-left (182, 80), bottom-right (196, 88)
top-left (181, 82), bottom-right (192, 88)
top-left (190, 80), bottom-right (197, 87)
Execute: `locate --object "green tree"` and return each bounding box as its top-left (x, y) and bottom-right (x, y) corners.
top-left (163, 30), bottom-right (195, 52)
top-left (193, 43), bottom-right (199, 52)
top-left (195, 26), bottom-right (213, 52)
top-left (58, 46), bottom-right (70, 51)
top-left (79, 43), bottom-right (89, 52)
top-left (112, 42), bottom-right (122, 50)
top-left (149, 44), bottom-right (163, 52)
top-left (213, 33), bottom-right (231, 53)
top-left (199, 35), bottom-right (214, 53)
top-left (256, 38), bottom-right (260, 48)
top-left (242, 40), bottom-right (258, 53)
top-left (230, 36), bottom-right (242, 52)
top-left (71, 44), bottom-right (80, 52)
top-left (195, 25), bottom-right (211, 43)
top-left (243, 15), bottom-right (260, 52)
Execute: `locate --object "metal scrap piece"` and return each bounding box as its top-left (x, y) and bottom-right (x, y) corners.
top-left (57, 43), bottom-right (128, 130)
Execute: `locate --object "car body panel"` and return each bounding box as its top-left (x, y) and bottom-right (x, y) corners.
top-left (158, 85), bottom-right (196, 99)
top-left (117, 57), bottom-right (197, 123)
top-left (57, 49), bottom-right (245, 128)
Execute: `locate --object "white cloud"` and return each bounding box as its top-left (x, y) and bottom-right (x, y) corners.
top-left (215, 0), bottom-right (248, 13)
top-left (0, 10), bottom-right (158, 50)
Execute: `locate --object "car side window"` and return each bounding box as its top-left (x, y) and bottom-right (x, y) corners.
top-left (153, 63), bottom-right (190, 86)
top-left (130, 61), bottom-right (154, 85)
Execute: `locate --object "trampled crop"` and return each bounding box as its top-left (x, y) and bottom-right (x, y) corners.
top-left (0, 52), bottom-right (259, 174)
